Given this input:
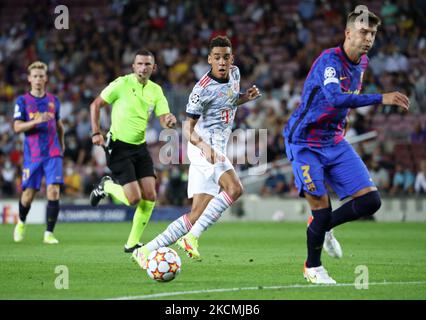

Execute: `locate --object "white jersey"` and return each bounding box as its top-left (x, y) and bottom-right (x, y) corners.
top-left (186, 66), bottom-right (240, 154)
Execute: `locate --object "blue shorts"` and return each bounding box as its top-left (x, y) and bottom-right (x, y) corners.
top-left (285, 139), bottom-right (375, 200)
top-left (22, 157), bottom-right (63, 190)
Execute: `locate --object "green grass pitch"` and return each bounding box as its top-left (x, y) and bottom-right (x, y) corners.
top-left (1, 221), bottom-right (425, 300)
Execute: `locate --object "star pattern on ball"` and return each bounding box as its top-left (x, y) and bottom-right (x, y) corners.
top-left (169, 262), bottom-right (179, 273)
top-left (152, 269), bottom-right (162, 279)
top-left (155, 252), bottom-right (165, 263)
top-left (145, 248), bottom-right (181, 282)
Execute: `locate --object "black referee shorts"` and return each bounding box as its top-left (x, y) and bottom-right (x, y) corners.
top-left (105, 139), bottom-right (156, 186)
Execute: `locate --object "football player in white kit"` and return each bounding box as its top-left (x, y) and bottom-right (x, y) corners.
top-left (133, 36), bottom-right (261, 268)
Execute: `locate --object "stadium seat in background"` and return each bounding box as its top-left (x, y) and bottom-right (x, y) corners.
top-left (411, 143), bottom-right (426, 160)
top-left (393, 143), bottom-right (410, 153)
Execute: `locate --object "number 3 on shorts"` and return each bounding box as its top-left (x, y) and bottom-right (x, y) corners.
top-left (301, 165), bottom-right (317, 192)
top-left (301, 165), bottom-right (312, 183)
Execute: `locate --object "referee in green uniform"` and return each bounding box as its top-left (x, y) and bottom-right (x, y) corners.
top-left (90, 50), bottom-right (177, 253)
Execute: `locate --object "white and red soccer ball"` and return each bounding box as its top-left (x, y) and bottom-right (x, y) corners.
top-left (146, 247), bottom-right (182, 282)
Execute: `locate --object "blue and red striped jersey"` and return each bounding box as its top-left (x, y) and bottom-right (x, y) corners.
top-left (13, 92), bottom-right (62, 162)
top-left (284, 45), bottom-right (382, 147)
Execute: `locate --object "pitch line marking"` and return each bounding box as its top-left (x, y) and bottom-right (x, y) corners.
top-left (108, 280), bottom-right (426, 300)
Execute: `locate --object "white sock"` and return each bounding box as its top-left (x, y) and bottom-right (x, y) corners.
top-left (190, 191), bottom-right (233, 238)
top-left (146, 214), bottom-right (192, 252)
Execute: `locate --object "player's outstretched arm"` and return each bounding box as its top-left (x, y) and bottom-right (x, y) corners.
top-left (159, 113), bottom-right (177, 129)
top-left (236, 85), bottom-right (262, 105)
top-left (320, 59), bottom-right (383, 109)
top-left (90, 96), bottom-right (108, 146)
top-left (382, 92), bottom-right (410, 111)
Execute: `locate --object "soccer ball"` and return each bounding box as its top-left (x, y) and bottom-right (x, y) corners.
top-left (146, 247), bottom-right (181, 282)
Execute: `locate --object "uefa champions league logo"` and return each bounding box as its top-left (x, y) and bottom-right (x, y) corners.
top-left (324, 67), bottom-right (336, 79)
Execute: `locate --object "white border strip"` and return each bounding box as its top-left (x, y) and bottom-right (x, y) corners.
top-left (108, 280), bottom-right (426, 300)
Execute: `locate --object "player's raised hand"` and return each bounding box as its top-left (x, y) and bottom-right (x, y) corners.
top-left (382, 92), bottom-right (410, 111)
top-left (246, 85), bottom-right (262, 100)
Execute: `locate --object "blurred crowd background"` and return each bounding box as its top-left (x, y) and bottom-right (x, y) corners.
top-left (0, 0), bottom-right (426, 203)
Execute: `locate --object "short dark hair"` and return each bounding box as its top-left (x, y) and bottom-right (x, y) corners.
top-left (346, 9), bottom-right (381, 28)
top-left (209, 36), bottom-right (232, 53)
top-left (134, 49), bottom-right (155, 60)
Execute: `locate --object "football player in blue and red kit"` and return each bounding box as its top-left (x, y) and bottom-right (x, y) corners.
top-left (284, 10), bottom-right (409, 283)
top-left (13, 61), bottom-right (65, 244)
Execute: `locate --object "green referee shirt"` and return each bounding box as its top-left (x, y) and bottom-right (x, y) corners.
top-left (100, 73), bottom-right (170, 145)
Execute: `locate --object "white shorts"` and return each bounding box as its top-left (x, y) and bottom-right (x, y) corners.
top-left (187, 142), bottom-right (234, 198)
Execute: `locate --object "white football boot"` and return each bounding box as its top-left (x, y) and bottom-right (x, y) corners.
top-left (13, 220), bottom-right (26, 242)
top-left (43, 231), bottom-right (59, 244)
top-left (304, 263), bottom-right (337, 284)
top-left (323, 229), bottom-right (343, 259)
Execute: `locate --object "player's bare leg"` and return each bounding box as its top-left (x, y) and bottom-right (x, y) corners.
top-left (91, 176), bottom-right (145, 208)
top-left (352, 186), bottom-right (378, 198)
top-left (122, 181), bottom-right (143, 206)
top-left (21, 188), bottom-right (37, 207)
top-left (218, 169), bottom-right (244, 201)
top-left (187, 194), bottom-right (215, 224)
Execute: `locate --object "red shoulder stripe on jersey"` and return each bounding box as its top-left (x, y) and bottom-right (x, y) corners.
top-left (198, 75), bottom-right (208, 85)
top-left (199, 77), bottom-right (211, 88)
top-left (199, 77), bottom-right (208, 87)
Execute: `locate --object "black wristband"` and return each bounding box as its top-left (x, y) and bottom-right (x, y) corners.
top-left (91, 132), bottom-right (101, 138)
